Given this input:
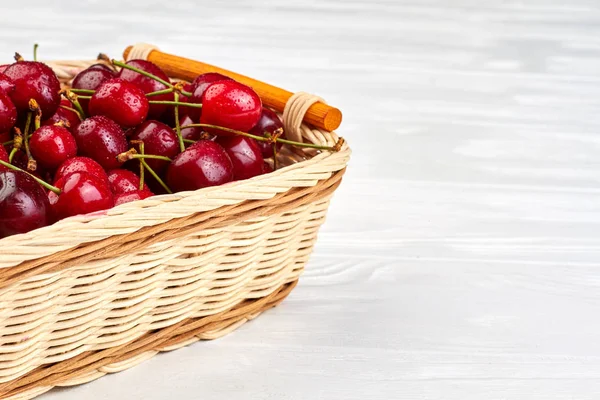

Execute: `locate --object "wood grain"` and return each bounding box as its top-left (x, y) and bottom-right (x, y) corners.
top-left (2, 0), bottom-right (600, 399)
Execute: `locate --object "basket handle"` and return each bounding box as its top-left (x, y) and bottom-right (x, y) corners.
top-left (122, 44), bottom-right (342, 132)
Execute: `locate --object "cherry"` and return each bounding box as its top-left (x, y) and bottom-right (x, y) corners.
top-left (10, 151), bottom-right (50, 181)
top-left (249, 108), bottom-right (285, 158)
top-left (200, 80), bottom-right (262, 134)
top-left (0, 65), bottom-right (8, 73)
top-left (129, 120), bottom-right (179, 172)
top-left (0, 146), bottom-right (9, 171)
top-left (54, 156), bottom-right (108, 185)
top-left (166, 140), bottom-right (233, 192)
top-left (72, 65), bottom-right (115, 114)
top-left (3, 61), bottom-right (61, 118)
top-left (74, 116), bottom-right (128, 170)
top-left (179, 114), bottom-right (203, 141)
top-left (42, 99), bottom-right (81, 132)
top-left (118, 59), bottom-right (172, 119)
top-left (87, 63), bottom-right (116, 74)
top-left (107, 169), bottom-right (150, 195)
top-left (0, 73), bottom-right (15, 95)
top-left (0, 91), bottom-right (17, 132)
top-left (187, 73), bottom-right (232, 120)
top-left (48, 172), bottom-right (114, 221)
top-left (89, 78), bottom-right (149, 127)
top-left (217, 136), bottom-right (264, 180)
top-left (0, 170), bottom-right (50, 238)
top-left (29, 125), bottom-right (78, 170)
top-left (114, 190), bottom-right (152, 206)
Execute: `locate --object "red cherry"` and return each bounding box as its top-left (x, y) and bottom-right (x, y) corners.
top-left (0, 146), bottom-right (9, 171)
top-left (187, 73), bottom-right (232, 120)
top-left (48, 172), bottom-right (114, 221)
top-left (249, 108), bottom-right (285, 158)
top-left (179, 114), bottom-right (203, 141)
top-left (89, 78), bottom-right (149, 127)
top-left (3, 61), bottom-right (61, 118)
top-left (9, 151), bottom-right (51, 182)
top-left (87, 63), bottom-right (116, 74)
top-left (54, 156), bottom-right (108, 185)
top-left (0, 73), bottom-right (15, 95)
top-left (107, 169), bottom-right (150, 195)
top-left (118, 60), bottom-right (172, 119)
top-left (72, 65), bottom-right (115, 114)
top-left (199, 81), bottom-right (262, 134)
top-left (29, 125), bottom-right (78, 170)
top-left (166, 140), bottom-right (233, 192)
top-left (0, 170), bottom-right (50, 238)
top-left (129, 120), bottom-right (179, 172)
top-left (217, 136), bottom-right (264, 180)
top-left (74, 116), bottom-right (128, 170)
top-left (42, 99), bottom-right (81, 132)
top-left (0, 65), bottom-right (8, 73)
top-left (114, 190), bottom-right (153, 206)
top-left (0, 91), bottom-right (17, 132)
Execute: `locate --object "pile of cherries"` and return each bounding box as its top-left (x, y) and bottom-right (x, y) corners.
top-left (0, 49), bottom-right (337, 239)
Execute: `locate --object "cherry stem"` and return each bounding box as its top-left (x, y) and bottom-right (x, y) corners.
top-left (33, 44), bottom-right (39, 62)
top-left (173, 92), bottom-right (184, 152)
top-left (138, 141), bottom-right (146, 191)
top-left (145, 88), bottom-right (174, 97)
top-left (130, 154), bottom-right (172, 162)
top-left (183, 139), bottom-right (196, 145)
top-left (111, 59), bottom-right (193, 97)
top-left (23, 111), bottom-right (36, 172)
top-left (63, 91), bottom-right (86, 119)
top-left (60, 105), bottom-right (83, 121)
top-left (180, 124), bottom-right (342, 151)
top-left (76, 95), bottom-right (92, 100)
top-left (141, 159), bottom-right (173, 194)
top-left (69, 88), bottom-right (95, 95)
top-left (8, 128), bottom-right (22, 163)
top-left (0, 159), bottom-right (60, 194)
top-left (147, 100), bottom-right (202, 109)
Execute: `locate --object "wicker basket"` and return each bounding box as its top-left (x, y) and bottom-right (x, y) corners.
top-left (0, 46), bottom-right (350, 399)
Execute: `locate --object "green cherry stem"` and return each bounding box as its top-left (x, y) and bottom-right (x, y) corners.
top-left (141, 159), bottom-right (173, 194)
top-left (23, 110), bottom-right (36, 171)
top-left (0, 159), bottom-right (60, 194)
top-left (64, 91), bottom-right (86, 119)
top-left (33, 43), bottom-right (39, 62)
top-left (145, 88), bottom-right (175, 97)
top-left (183, 139), bottom-right (196, 145)
top-left (147, 100), bottom-right (202, 109)
top-left (129, 154), bottom-right (172, 162)
top-left (173, 92), bottom-right (184, 152)
top-left (111, 60), bottom-right (193, 97)
top-left (76, 95), bottom-right (92, 100)
top-left (69, 88), bottom-right (95, 95)
top-left (60, 105), bottom-right (83, 121)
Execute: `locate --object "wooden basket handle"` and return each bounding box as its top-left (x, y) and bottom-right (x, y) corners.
top-left (122, 46), bottom-right (342, 132)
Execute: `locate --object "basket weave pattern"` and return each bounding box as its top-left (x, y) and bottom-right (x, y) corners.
top-left (0, 52), bottom-right (350, 399)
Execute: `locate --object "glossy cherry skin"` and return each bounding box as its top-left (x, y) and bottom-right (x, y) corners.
top-left (200, 81), bottom-right (262, 135)
top-left (217, 136), bottom-right (264, 180)
top-left (0, 170), bottom-right (50, 238)
top-left (166, 140), bottom-right (233, 192)
top-left (42, 99), bottom-right (81, 132)
top-left (54, 156), bottom-right (108, 185)
top-left (74, 116), bottom-right (128, 170)
top-left (187, 73), bottom-right (232, 120)
top-left (29, 125), bottom-right (78, 170)
top-left (118, 59), bottom-right (172, 119)
top-left (89, 78), bottom-right (149, 127)
top-left (114, 190), bottom-right (153, 206)
top-left (0, 146), bottom-right (9, 171)
top-left (179, 114), bottom-right (203, 141)
top-left (72, 66), bottom-right (115, 114)
top-left (88, 63), bottom-right (116, 74)
top-left (107, 169), bottom-right (150, 195)
top-left (130, 120), bottom-right (180, 172)
top-left (0, 73), bottom-right (15, 95)
top-left (48, 172), bottom-right (114, 221)
top-left (0, 91), bottom-right (17, 132)
top-left (3, 61), bottom-right (61, 118)
top-left (249, 108), bottom-right (285, 158)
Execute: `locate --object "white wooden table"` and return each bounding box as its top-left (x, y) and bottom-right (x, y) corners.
top-left (2, 1), bottom-right (600, 399)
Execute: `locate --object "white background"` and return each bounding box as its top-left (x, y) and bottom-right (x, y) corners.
top-left (2, 1), bottom-right (600, 399)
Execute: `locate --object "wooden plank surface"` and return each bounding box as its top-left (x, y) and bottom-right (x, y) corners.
top-left (2, 0), bottom-right (600, 398)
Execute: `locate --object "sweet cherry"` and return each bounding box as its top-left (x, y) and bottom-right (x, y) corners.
top-left (187, 73), bottom-right (232, 120)
top-left (130, 120), bottom-right (179, 172)
top-left (0, 73), bottom-right (15, 94)
top-left (0, 170), bottom-right (50, 238)
top-left (54, 156), bottom-right (108, 185)
top-left (166, 140), bottom-right (233, 192)
top-left (249, 108), bottom-right (285, 158)
top-left (118, 59), bottom-right (172, 119)
top-left (29, 125), bottom-right (78, 170)
top-left (107, 169), bottom-right (150, 195)
top-left (200, 80), bottom-right (262, 134)
top-left (89, 78), bottom-right (149, 127)
top-left (114, 190), bottom-right (152, 206)
top-left (179, 114), bottom-right (203, 141)
top-left (74, 116), bottom-right (128, 170)
top-left (217, 136), bottom-right (264, 180)
top-left (48, 172), bottom-right (114, 221)
top-left (0, 91), bottom-right (17, 132)
top-left (42, 99), bottom-right (81, 132)
top-left (72, 65), bottom-right (115, 114)
top-left (3, 61), bottom-right (61, 118)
